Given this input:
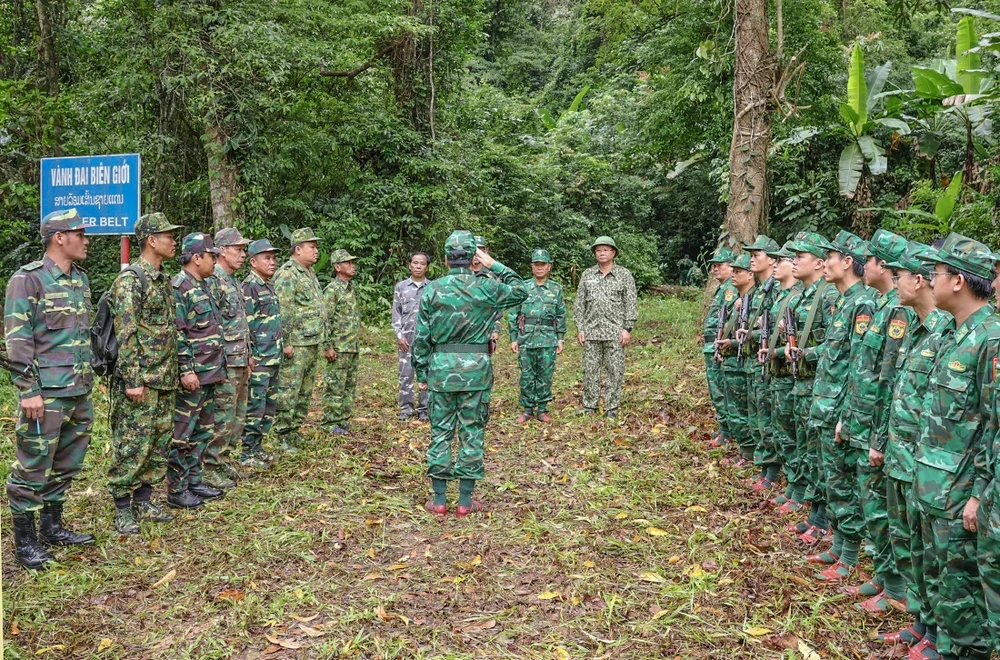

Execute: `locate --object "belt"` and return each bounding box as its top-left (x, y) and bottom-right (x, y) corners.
top-left (433, 343), bottom-right (488, 353)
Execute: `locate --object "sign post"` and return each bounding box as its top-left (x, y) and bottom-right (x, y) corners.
top-left (40, 153), bottom-right (141, 268)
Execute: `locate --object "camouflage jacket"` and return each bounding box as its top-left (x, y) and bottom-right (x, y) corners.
top-left (764, 281), bottom-right (803, 378)
top-left (843, 288), bottom-right (916, 451)
top-left (744, 275), bottom-right (777, 375)
top-left (391, 277), bottom-right (430, 342)
top-left (3, 254), bottom-right (94, 399)
top-left (210, 264), bottom-right (252, 367)
top-left (703, 278), bottom-right (738, 354)
top-left (914, 305), bottom-right (1000, 519)
top-left (173, 269), bottom-right (227, 386)
top-left (718, 285), bottom-right (755, 371)
top-left (242, 270), bottom-right (282, 367)
top-left (273, 258), bottom-right (326, 347)
top-left (573, 264), bottom-right (638, 341)
top-left (324, 277), bottom-right (360, 353)
top-left (885, 309), bottom-right (950, 483)
top-left (786, 278), bottom-right (840, 395)
top-left (507, 279), bottom-right (567, 349)
top-left (412, 262), bottom-right (527, 392)
top-left (810, 281), bottom-right (876, 426)
top-left (112, 256), bottom-right (178, 390)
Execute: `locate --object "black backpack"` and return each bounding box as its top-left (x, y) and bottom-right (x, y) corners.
top-left (91, 264), bottom-right (148, 378)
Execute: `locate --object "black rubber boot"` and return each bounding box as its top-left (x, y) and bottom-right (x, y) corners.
top-left (12, 513), bottom-right (54, 569)
top-left (167, 490), bottom-right (204, 509)
top-left (188, 483), bottom-right (223, 500)
top-left (38, 503), bottom-right (95, 546)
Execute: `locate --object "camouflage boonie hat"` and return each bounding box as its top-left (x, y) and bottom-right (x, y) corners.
top-left (474, 235), bottom-right (488, 248)
top-left (247, 238), bottom-right (279, 259)
top-left (732, 253), bottom-right (752, 271)
top-left (766, 241), bottom-right (796, 259)
top-left (918, 232), bottom-right (995, 279)
top-left (817, 229), bottom-right (868, 261)
top-left (590, 235), bottom-right (618, 251)
top-left (531, 248), bottom-right (552, 263)
top-left (215, 227), bottom-right (251, 247)
top-left (134, 212), bottom-right (182, 243)
top-left (181, 232), bottom-right (221, 257)
top-left (787, 232), bottom-right (829, 259)
top-left (41, 208), bottom-right (86, 239)
top-left (865, 229), bottom-right (908, 264)
top-left (885, 240), bottom-right (934, 276)
top-left (706, 247), bottom-right (735, 264)
top-left (445, 230), bottom-right (477, 258)
top-left (289, 227), bottom-right (322, 248)
top-left (331, 248), bottom-right (357, 265)
top-left (745, 235), bottom-right (780, 253)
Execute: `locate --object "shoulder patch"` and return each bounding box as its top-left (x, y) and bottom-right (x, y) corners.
top-left (921, 349), bottom-right (935, 358)
top-left (21, 260), bottom-right (43, 272)
top-left (888, 319), bottom-right (907, 340)
top-left (854, 314), bottom-right (871, 335)
top-left (948, 360), bottom-right (967, 373)
top-left (833, 320), bottom-right (844, 328)
top-left (724, 290), bottom-right (735, 303)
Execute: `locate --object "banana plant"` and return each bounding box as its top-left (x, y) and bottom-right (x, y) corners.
top-left (862, 172), bottom-right (964, 242)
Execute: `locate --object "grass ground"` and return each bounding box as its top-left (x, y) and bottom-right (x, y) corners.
top-left (0, 294), bottom-right (900, 659)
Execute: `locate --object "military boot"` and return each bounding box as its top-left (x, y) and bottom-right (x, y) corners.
top-left (189, 482), bottom-right (224, 500)
top-left (202, 469), bottom-right (236, 490)
top-left (38, 503), bottom-right (96, 546)
top-left (133, 500), bottom-right (175, 523)
top-left (276, 434), bottom-right (299, 455)
top-left (12, 513), bottom-right (54, 569)
top-left (114, 506), bottom-right (141, 535)
top-left (167, 489), bottom-right (204, 509)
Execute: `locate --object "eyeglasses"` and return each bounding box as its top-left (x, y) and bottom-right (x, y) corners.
top-left (927, 271), bottom-right (953, 283)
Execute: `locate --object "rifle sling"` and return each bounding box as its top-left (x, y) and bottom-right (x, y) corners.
top-left (800, 279), bottom-right (830, 348)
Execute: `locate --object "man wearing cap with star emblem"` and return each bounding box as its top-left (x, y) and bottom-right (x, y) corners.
top-left (322, 248), bottom-right (361, 435)
top-left (704, 247), bottom-right (738, 448)
top-left (271, 227), bottom-right (327, 453)
top-left (4, 208), bottom-right (96, 568)
top-left (713, 252), bottom-right (756, 466)
top-left (107, 212), bottom-right (184, 535)
top-left (508, 248), bottom-right (567, 424)
top-left (573, 235), bottom-right (638, 419)
top-left (241, 238), bottom-right (283, 468)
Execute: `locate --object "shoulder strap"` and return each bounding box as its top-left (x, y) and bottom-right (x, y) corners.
top-left (800, 279), bottom-right (830, 347)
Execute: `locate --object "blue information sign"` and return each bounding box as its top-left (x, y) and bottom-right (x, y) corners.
top-left (40, 154), bottom-right (141, 235)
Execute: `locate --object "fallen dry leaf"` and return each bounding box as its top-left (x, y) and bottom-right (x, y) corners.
top-left (299, 625), bottom-right (326, 637)
top-left (744, 626), bottom-right (773, 637)
top-left (537, 590), bottom-right (560, 600)
top-left (639, 572), bottom-right (665, 583)
top-left (97, 638), bottom-right (112, 651)
top-left (216, 589), bottom-right (245, 602)
top-left (151, 569), bottom-right (176, 589)
top-left (685, 505), bottom-right (708, 513)
top-left (646, 527), bottom-right (668, 536)
top-left (455, 618), bottom-right (497, 633)
top-left (289, 614), bottom-right (319, 623)
top-left (265, 634), bottom-right (303, 650)
top-left (10, 621), bottom-right (20, 636)
top-left (362, 573), bottom-right (383, 581)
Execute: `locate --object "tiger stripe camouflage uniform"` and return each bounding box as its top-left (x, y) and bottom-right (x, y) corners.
top-left (392, 275), bottom-right (430, 419)
top-left (323, 250), bottom-right (361, 431)
top-left (703, 248), bottom-right (737, 442)
top-left (242, 241), bottom-right (283, 460)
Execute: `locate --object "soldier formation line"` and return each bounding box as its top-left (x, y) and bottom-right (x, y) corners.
top-left (0, 212), bottom-right (638, 570)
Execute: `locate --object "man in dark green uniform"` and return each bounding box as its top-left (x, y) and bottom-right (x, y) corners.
top-left (714, 253), bottom-right (756, 466)
top-left (323, 249), bottom-right (361, 435)
top-left (4, 209), bottom-right (96, 568)
top-left (508, 248), bottom-right (567, 423)
top-left (704, 248), bottom-right (737, 448)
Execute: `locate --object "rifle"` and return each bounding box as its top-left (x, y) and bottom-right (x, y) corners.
top-left (714, 300), bottom-right (728, 362)
top-left (784, 306), bottom-right (799, 378)
top-left (736, 293), bottom-right (750, 361)
top-left (760, 308), bottom-right (770, 377)
top-left (0, 353), bottom-right (34, 383)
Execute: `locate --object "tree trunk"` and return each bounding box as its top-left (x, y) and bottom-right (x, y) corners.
top-left (851, 171), bottom-right (873, 238)
top-left (203, 123), bottom-right (242, 232)
top-left (35, 0), bottom-right (59, 96)
top-left (723, 0), bottom-right (773, 248)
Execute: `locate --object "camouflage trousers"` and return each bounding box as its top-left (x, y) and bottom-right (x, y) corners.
top-left (205, 364), bottom-right (249, 470)
top-left (887, 476), bottom-right (923, 619)
top-left (914, 507), bottom-right (989, 659)
top-left (7, 393), bottom-right (93, 515)
top-left (169, 383), bottom-right (216, 493)
top-left (978, 524), bottom-right (1000, 654)
top-left (243, 364), bottom-right (280, 455)
top-left (770, 377), bottom-right (797, 486)
top-left (518, 346), bottom-right (556, 412)
top-left (108, 384), bottom-right (175, 499)
top-left (793, 387), bottom-right (824, 504)
top-left (427, 389), bottom-right (488, 481)
top-left (721, 363), bottom-right (752, 459)
top-left (323, 351), bottom-right (358, 429)
top-left (749, 372), bottom-right (778, 470)
top-left (857, 458), bottom-right (894, 586)
top-left (704, 354), bottom-right (730, 439)
top-left (398, 348), bottom-right (427, 418)
top-left (819, 424), bottom-right (864, 541)
top-left (582, 340), bottom-right (625, 413)
top-left (273, 344), bottom-right (321, 440)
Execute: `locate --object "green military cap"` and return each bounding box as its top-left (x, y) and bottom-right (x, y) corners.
top-left (134, 212), bottom-right (182, 243)
top-left (745, 234), bottom-right (780, 253)
top-left (289, 227), bottom-right (322, 248)
top-left (885, 240), bottom-right (934, 275)
top-left (590, 235), bottom-right (619, 251)
top-left (918, 232), bottom-right (995, 279)
top-left (474, 235), bottom-right (488, 248)
top-left (865, 228), bottom-right (908, 264)
top-left (215, 227), bottom-right (252, 247)
top-left (531, 248), bottom-right (552, 263)
top-left (181, 232), bottom-right (221, 256)
top-left (445, 230), bottom-right (477, 258)
top-left (732, 253), bottom-right (752, 270)
top-left (817, 229), bottom-right (868, 261)
top-left (247, 238), bottom-right (279, 259)
top-left (41, 208), bottom-right (86, 238)
top-left (787, 231), bottom-right (830, 259)
top-left (766, 241), bottom-right (796, 259)
top-left (706, 247), bottom-right (735, 264)
top-left (330, 248), bottom-right (357, 264)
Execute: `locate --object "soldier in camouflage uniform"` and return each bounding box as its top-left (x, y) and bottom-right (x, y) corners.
top-left (108, 212), bottom-right (184, 534)
top-left (271, 228), bottom-right (326, 453)
top-left (704, 248), bottom-right (737, 448)
top-left (877, 241), bottom-right (947, 651)
top-left (322, 249), bottom-right (361, 435)
top-left (978, 251), bottom-right (1000, 656)
top-left (4, 209), bottom-right (96, 568)
top-left (909, 234), bottom-right (997, 660)
top-left (412, 230), bottom-right (527, 516)
top-left (392, 251), bottom-right (431, 421)
top-left (838, 229), bottom-right (911, 611)
top-left (713, 253), bottom-right (755, 465)
top-left (204, 227), bottom-right (253, 489)
top-left (574, 236), bottom-right (638, 419)
top-left (241, 239), bottom-right (283, 468)
top-left (508, 248), bottom-right (567, 424)
top-left (169, 233), bottom-right (227, 508)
